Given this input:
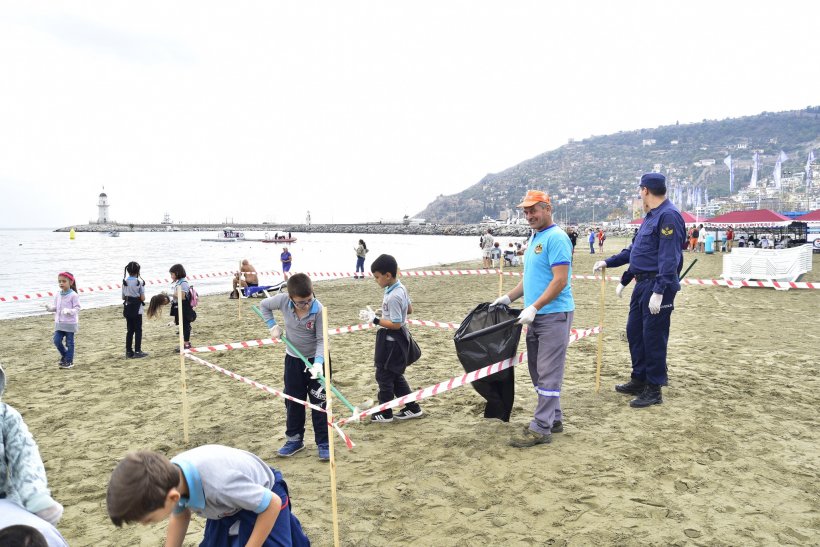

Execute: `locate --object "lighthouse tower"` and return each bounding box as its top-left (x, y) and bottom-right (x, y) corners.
top-left (97, 191), bottom-right (110, 223)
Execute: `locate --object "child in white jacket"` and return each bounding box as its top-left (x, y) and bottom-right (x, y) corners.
top-left (44, 272), bottom-right (80, 369)
top-left (0, 364), bottom-right (64, 525)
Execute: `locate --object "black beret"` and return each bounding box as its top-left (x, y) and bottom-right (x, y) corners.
top-left (640, 172), bottom-right (666, 190)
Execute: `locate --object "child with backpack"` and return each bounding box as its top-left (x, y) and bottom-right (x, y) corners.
top-left (122, 261), bottom-right (148, 359)
top-left (146, 264), bottom-right (197, 351)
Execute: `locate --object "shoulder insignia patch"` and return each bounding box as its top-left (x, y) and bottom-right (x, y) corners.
top-left (534, 243), bottom-right (543, 254)
top-left (660, 225), bottom-right (674, 238)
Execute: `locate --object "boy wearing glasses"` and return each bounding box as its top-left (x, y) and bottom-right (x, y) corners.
top-left (260, 274), bottom-right (330, 460)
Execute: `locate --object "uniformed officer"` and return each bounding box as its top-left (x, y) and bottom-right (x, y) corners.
top-left (593, 173), bottom-right (685, 407)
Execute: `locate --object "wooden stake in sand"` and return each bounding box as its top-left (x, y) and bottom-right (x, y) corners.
top-left (498, 254), bottom-right (504, 297)
top-left (594, 267), bottom-right (606, 394)
top-left (237, 260), bottom-right (242, 320)
top-left (321, 306), bottom-right (341, 547)
top-left (176, 286), bottom-right (190, 443)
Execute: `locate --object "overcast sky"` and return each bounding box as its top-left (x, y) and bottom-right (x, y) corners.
top-left (1, 1), bottom-right (818, 228)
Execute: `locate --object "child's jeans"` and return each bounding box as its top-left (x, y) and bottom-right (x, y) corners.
top-left (53, 330), bottom-right (75, 362)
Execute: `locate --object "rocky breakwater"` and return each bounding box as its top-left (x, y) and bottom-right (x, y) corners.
top-left (55, 222), bottom-right (533, 237)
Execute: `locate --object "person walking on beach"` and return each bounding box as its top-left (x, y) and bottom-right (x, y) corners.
top-left (588, 229), bottom-right (596, 254)
top-left (567, 228), bottom-right (578, 256)
top-left (481, 229), bottom-right (495, 268)
top-left (726, 225), bottom-right (734, 252)
top-left (354, 239), bottom-right (369, 279)
top-left (597, 228), bottom-right (606, 253)
top-left (122, 261), bottom-right (148, 359)
top-left (493, 190), bottom-right (574, 447)
top-left (260, 273), bottom-right (330, 460)
top-left (593, 173), bottom-right (684, 407)
top-left (280, 248), bottom-right (292, 275)
top-left (361, 254), bottom-right (423, 423)
top-left (44, 272), bottom-right (80, 369)
top-left (697, 224), bottom-right (706, 253)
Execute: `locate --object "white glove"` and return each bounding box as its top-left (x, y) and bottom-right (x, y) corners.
top-left (270, 325), bottom-right (283, 339)
top-left (517, 305), bottom-right (538, 325)
top-left (491, 295), bottom-right (511, 307)
top-left (62, 308), bottom-right (76, 316)
top-left (36, 501), bottom-right (64, 525)
top-left (358, 306), bottom-right (377, 323)
top-left (648, 293), bottom-right (663, 314)
top-left (615, 284), bottom-right (626, 298)
top-left (166, 321), bottom-right (176, 327)
top-left (593, 260), bottom-right (608, 274)
top-left (308, 362), bottom-right (324, 379)
top-left (44, 304), bottom-right (55, 312)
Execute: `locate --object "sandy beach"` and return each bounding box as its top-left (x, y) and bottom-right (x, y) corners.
top-left (1, 240), bottom-right (818, 546)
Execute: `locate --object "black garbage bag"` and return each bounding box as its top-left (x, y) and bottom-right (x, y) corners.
top-left (453, 303), bottom-right (522, 422)
top-left (453, 303), bottom-right (522, 372)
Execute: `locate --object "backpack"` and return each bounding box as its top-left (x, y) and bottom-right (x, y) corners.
top-left (188, 285), bottom-right (199, 308)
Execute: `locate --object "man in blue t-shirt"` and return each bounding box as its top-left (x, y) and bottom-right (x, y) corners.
top-left (493, 190), bottom-right (575, 448)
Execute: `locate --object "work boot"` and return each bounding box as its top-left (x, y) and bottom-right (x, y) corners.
top-left (615, 378), bottom-right (646, 395)
top-left (630, 384), bottom-right (663, 408)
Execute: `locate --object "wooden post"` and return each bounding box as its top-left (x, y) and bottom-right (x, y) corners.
top-left (594, 267), bottom-right (606, 394)
top-left (177, 286), bottom-right (190, 443)
top-left (498, 250), bottom-right (504, 297)
top-left (321, 307), bottom-right (341, 547)
top-left (238, 261), bottom-right (242, 319)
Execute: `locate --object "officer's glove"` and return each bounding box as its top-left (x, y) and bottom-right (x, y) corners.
top-left (615, 284), bottom-right (626, 298)
top-left (490, 295), bottom-right (511, 307)
top-left (648, 293), bottom-right (663, 314)
top-left (269, 325), bottom-right (283, 340)
top-left (517, 305), bottom-right (538, 325)
top-left (592, 261), bottom-right (608, 274)
top-left (358, 306), bottom-right (377, 323)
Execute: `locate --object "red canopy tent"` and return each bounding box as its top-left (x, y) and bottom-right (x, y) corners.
top-left (704, 209), bottom-right (791, 228)
top-left (628, 211), bottom-right (704, 226)
top-left (795, 209), bottom-right (820, 224)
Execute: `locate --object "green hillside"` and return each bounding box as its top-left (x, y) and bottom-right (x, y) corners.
top-left (416, 107), bottom-right (820, 223)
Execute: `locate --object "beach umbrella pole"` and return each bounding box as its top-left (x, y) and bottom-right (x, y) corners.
top-left (595, 267), bottom-right (606, 394)
top-left (322, 307), bottom-right (341, 547)
top-left (177, 286), bottom-right (190, 443)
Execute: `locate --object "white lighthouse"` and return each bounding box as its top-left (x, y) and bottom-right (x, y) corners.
top-left (97, 190), bottom-right (110, 223)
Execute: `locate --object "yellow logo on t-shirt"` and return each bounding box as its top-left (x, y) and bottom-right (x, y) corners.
top-left (534, 244), bottom-right (543, 254)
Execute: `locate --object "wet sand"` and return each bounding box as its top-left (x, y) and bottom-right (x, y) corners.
top-left (1, 240), bottom-right (818, 546)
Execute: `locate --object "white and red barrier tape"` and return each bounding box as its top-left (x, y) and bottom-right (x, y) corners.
top-left (183, 352), bottom-right (354, 449)
top-left (4, 269), bottom-right (817, 302)
top-left (335, 326), bottom-right (601, 427)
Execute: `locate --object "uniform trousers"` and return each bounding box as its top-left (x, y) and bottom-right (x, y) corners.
top-left (525, 311), bottom-right (573, 435)
top-left (626, 279), bottom-right (676, 385)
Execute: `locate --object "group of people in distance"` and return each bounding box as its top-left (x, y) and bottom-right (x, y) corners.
top-left (5, 174), bottom-right (683, 544)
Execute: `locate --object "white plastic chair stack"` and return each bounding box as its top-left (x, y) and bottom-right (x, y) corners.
top-left (721, 244), bottom-right (813, 290)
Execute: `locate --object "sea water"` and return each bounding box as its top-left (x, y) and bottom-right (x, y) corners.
top-left (0, 230), bottom-right (519, 319)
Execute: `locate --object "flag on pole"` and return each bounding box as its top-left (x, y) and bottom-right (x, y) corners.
top-left (773, 150), bottom-right (788, 189)
top-left (749, 152), bottom-right (758, 188)
top-left (723, 155), bottom-right (734, 193)
top-left (807, 149), bottom-right (815, 190)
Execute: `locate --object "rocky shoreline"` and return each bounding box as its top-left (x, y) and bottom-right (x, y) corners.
top-left (55, 222), bottom-right (635, 238)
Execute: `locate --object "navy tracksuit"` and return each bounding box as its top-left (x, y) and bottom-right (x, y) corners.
top-left (605, 199), bottom-right (685, 385)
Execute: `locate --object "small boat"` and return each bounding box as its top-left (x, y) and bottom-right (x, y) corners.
top-left (262, 237), bottom-right (297, 243)
top-left (107, 231), bottom-right (120, 237)
top-left (201, 228), bottom-right (246, 242)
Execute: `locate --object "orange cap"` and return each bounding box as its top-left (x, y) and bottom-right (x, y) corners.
top-left (517, 190), bottom-right (550, 207)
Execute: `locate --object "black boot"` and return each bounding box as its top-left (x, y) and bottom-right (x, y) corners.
top-left (630, 384), bottom-right (662, 408)
top-left (615, 378), bottom-right (646, 395)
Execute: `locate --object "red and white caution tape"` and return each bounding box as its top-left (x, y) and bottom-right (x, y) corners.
top-left (184, 352), bottom-right (354, 449)
top-left (335, 325), bottom-right (602, 427)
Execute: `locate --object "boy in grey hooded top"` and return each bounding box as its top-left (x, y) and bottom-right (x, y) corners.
top-left (0, 364), bottom-right (64, 524)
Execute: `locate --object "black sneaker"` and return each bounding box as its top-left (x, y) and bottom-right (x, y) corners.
top-left (370, 410), bottom-right (394, 423)
top-left (58, 361), bottom-right (74, 369)
top-left (551, 421), bottom-right (564, 433)
top-left (126, 351), bottom-right (135, 359)
top-left (395, 407), bottom-right (423, 420)
top-left (132, 351), bottom-right (149, 358)
top-left (615, 379), bottom-right (646, 395)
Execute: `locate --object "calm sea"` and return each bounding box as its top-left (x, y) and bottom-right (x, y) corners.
top-left (0, 230), bottom-right (513, 320)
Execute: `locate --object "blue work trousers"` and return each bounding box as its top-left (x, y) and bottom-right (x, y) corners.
top-left (626, 280), bottom-right (676, 386)
top-left (525, 311), bottom-right (573, 435)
